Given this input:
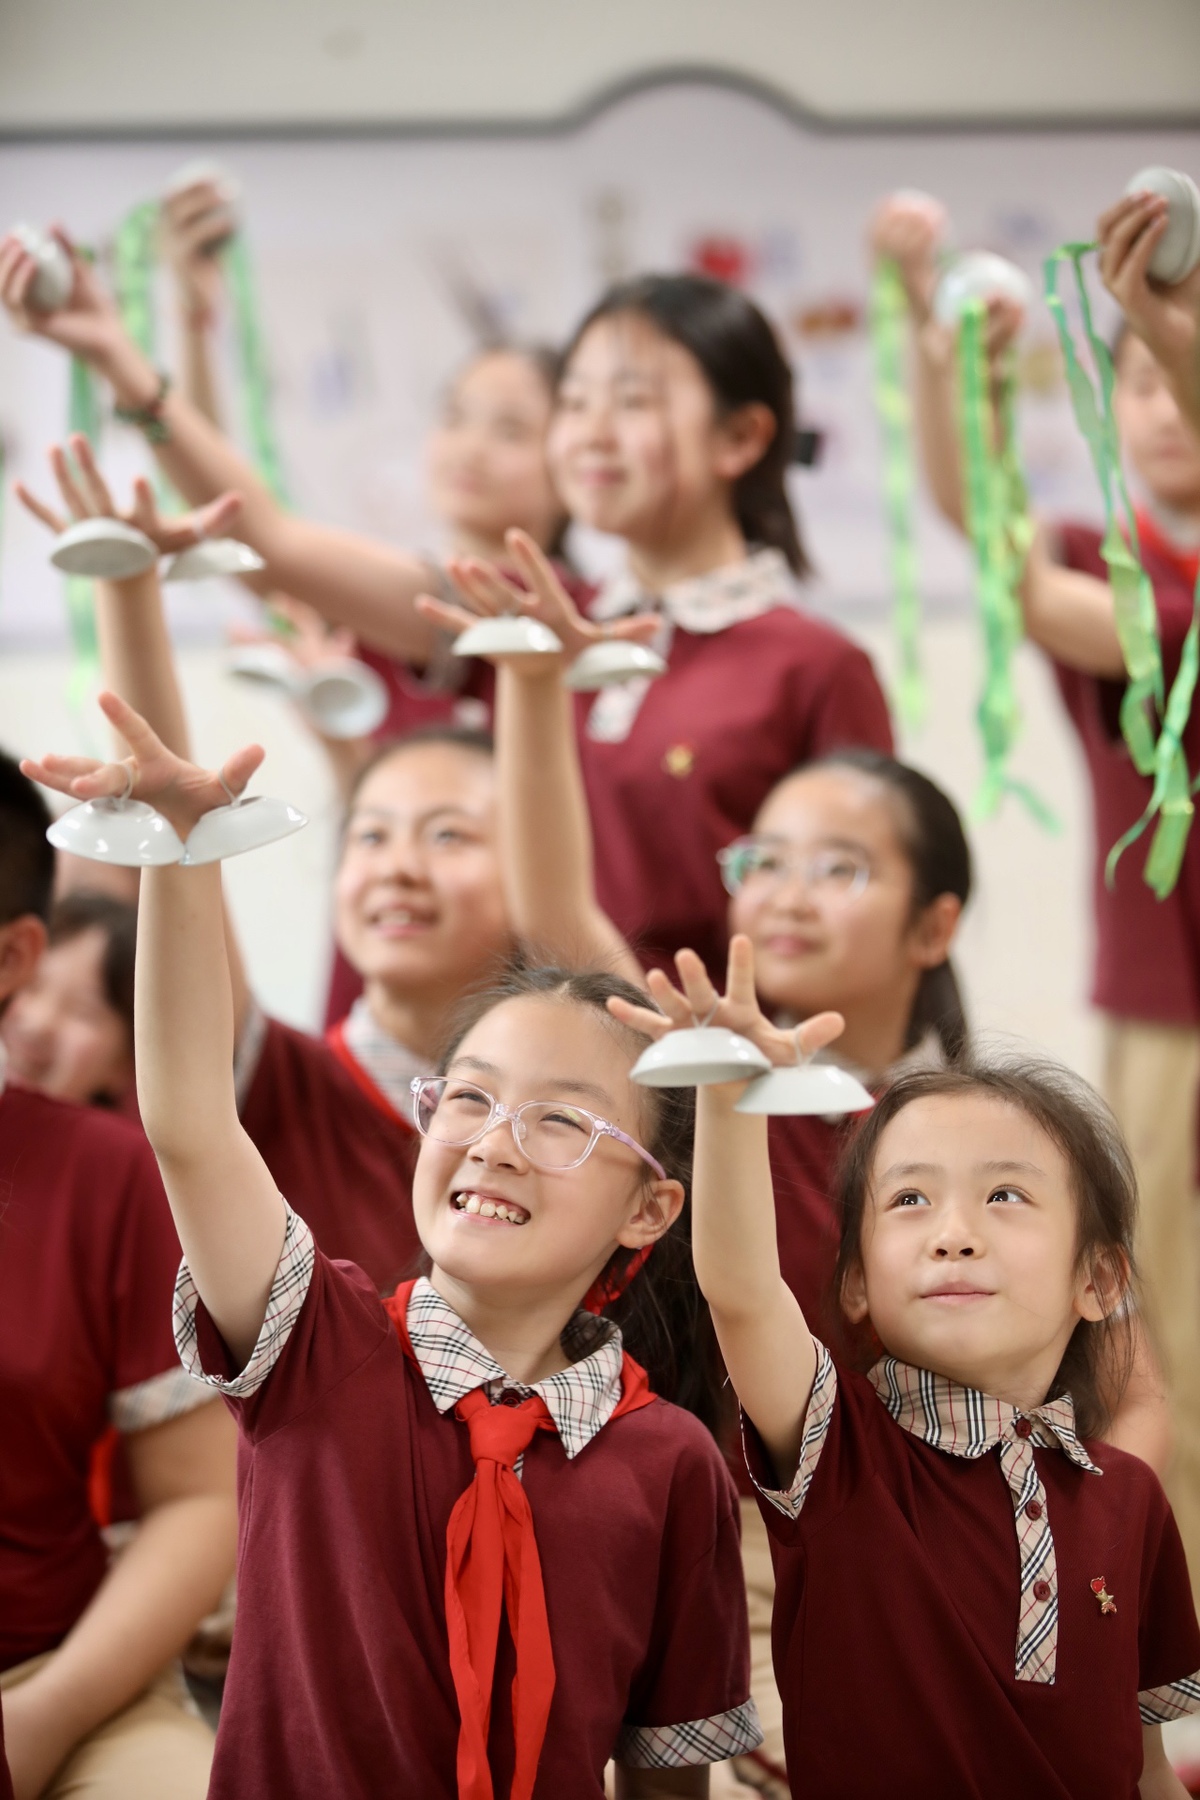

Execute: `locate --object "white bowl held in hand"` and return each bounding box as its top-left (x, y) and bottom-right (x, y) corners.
top-left (563, 640), bottom-right (667, 690)
top-left (49, 518), bottom-right (159, 580)
top-left (1124, 167), bottom-right (1200, 286)
top-left (10, 224), bottom-right (74, 312)
top-left (163, 160), bottom-right (241, 248)
top-left (452, 616), bottom-right (563, 658)
top-left (163, 539), bottom-right (267, 582)
top-left (933, 252), bottom-right (1032, 326)
top-left (735, 1061), bottom-right (875, 1117)
top-left (180, 795), bottom-right (307, 866)
top-left (46, 798), bottom-right (185, 867)
top-left (631, 1027), bottom-right (772, 1089)
top-left (227, 645), bottom-right (389, 739)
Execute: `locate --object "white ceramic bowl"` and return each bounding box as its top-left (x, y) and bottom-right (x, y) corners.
top-left (302, 661), bottom-right (389, 739)
top-left (46, 798), bottom-right (185, 867)
top-left (452, 616), bottom-right (563, 658)
top-left (163, 539), bottom-right (267, 582)
top-left (10, 223), bottom-right (73, 312)
top-left (631, 1027), bottom-right (772, 1088)
top-left (180, 795), bottom-right (307, 865)
top-left (50, 518), bottom-right (159, 580)
top-left (933, 252), bottom-right (1032, 326)
top-left (735, 1062), bottom-right (875, 1117)
top-left (227, 643), bottom-right (297, 690)
top-left (563, 641), bottom-right (667, 690)
top-left (1125, 167), bottom-right (1200, 285)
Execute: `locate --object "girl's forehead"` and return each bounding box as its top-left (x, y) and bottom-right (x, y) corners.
top-left (872, 1092), bottom-right (1066, 1179)
top-left (453, 994), bottom-right (631, 1103)
top-left (565, 312), bottom-right (690, 383)
top-left (453, 350), bottom-right (551, 412)
top-left (756, 767), bottom-right (902, 852)
top-left (353, 744), bottom-right (495, 814)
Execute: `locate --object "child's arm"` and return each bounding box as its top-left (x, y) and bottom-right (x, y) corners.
top-left (418, 529), bottom-right (653, 982)
top-left (161, 175), bottom-right (234, 430)
top-left (22, 697), bottom-right (286, 1366)
top-left (609, 938), bottom-right (843, 1484)
top-left (0, 230), bottom-right (444, 662)
top-left (1139, 1724), bottom-right (1190, 1798)
top-left (1099, 189), bottom-right (1200, 441)
top-left (1018, 526), bottom-right (1126, 677)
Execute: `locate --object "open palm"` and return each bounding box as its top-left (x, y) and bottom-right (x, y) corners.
top-left (16, 434), bottom-right (241, 555)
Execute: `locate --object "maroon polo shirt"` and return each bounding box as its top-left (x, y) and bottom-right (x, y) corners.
top-left (750, 1361), bottom-right (1200, 1797)
top-left (0, 1086), bottom-right (185, 1669)
top-left (195, 1249), bottom-right (750, 1798)
top-left (577, 609), bottom-right (893, 979)
top-left (1055, 523), bottom-right (1200, 1026)
top-left (240, 1018), bottom-right (421, 1294)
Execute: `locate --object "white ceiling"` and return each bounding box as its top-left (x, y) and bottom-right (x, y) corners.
top-left (1, 0), bottom-right (1198, 135)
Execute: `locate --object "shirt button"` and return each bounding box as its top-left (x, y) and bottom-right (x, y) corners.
top-left (1025, 1500), bottom-right (1044, 1520)
top-left (1014, 1419), bottom-right (1033, 1439)
top-left (1033, 1580), bottom-right (1053, 1602)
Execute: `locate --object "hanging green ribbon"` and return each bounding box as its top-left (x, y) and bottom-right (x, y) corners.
top-left (64, 355), bottom-right (103, 713)
top-left (224, 232), bottom-right (289, 505)
top-left (869, 259), bottom-right (926, 730)
top-left (957, 300), bottom-right (1057, 828)
top-left (1044, 243), bottom-right (1200, 897)
top-left (113, 200), bottom-right (159, 359)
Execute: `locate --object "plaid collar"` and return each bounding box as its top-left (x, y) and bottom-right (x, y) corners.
top-left (406, 1276), bottom-right (625, 1460)
top-left (868, 1357), bottom-right (1101, 1473)
top-left (590, 547), bottom-right (796, 635)
top-left (341, 997), bottom-right (433, 1125)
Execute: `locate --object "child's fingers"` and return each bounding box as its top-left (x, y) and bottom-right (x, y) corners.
top-left (415, 593), bottom-right (478, 636)
top-left (49, 444), bottom-right (91, 521)
top-left (69, 434), bottom-right (116, 516)
top-left (605, 994), bottom-right (673, 1039)
top-left (1100, 196), bottom-right (1167, 280)
top-left (724, 934), bottom-right (759, 1010)
top-left (452, 557), bottom-right (528, 615)
top-left (95, 691), bottom-right (169, 761)
top-left (644, 967), bottom-right (695, 1027)
top-left (20, 752), bottom-right (110, 797)
top-left (1097, 191), bottom-right (1167, 249)
top-left (795, 1011), bottom-right (845, 1059)
top-left (13, 482), bottom-right (66, 535)
top-left (506, 530), bottom-right (575, 617)
top-left (219, 743), bottom-right (267, 795)
top-left (443, 559), bottom-right (507, 618)
top-left (605, 614), bottom-right (661, 646)
top-left (670, 947), bottom-right (720, 1021)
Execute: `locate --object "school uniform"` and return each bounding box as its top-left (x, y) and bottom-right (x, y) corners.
top-left (1056, 516), bottom-right (1200, 1598)
top-left (0, 1060), bottom-right (217, 1797)
top-left (235, 1000), bottom-right (424, 1294)
top-left (746, 1346), bottom-right (1200, 1797)
top-left (578, 551), bottom-right (894, 979)
top-left (177, 1209), bottom-right (761, 1797)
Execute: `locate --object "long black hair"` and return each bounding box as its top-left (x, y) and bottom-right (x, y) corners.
top-left (566, 273), bottom-right (811, 576)
top-left (437, 963), bottom-right (726, 1438)
top-left (813, 749), bottom-right (973, 1062)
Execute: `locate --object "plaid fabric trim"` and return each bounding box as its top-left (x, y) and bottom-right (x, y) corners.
top-left (750, 1341), bottom-right (837, 1519)
top-left (406, 1277), bottom-right (625, 1460)
top-left (869, 1357), bottom-right (1101, 1685)
top-left (616, 1699), bottom-right (763, 1768)
top-left (173, 1205), bottom-right (315, 1397)
top-left (1139, 1673), bottom-right (1200, 1722)
top-left (110, 1365), bottom-right (215, 1431)
top-left (341, 998), bottom-right (432, 1124)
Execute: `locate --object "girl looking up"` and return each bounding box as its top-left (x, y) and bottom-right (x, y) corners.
top-left (22, 701), bottom-right (761, 1798)
top-left (0, 244), bottom-right (891, 980)
top-left (612, 946), bottom-right (1200, 1799)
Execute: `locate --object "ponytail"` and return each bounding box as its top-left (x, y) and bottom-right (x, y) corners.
top-left (564, 274), bottom-right (811, 576)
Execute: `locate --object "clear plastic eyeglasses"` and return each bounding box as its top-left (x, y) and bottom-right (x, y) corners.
top-left (410, 1077), bottom-right (666, 1179)
top-left (717, 836), bottom-right (872, 902)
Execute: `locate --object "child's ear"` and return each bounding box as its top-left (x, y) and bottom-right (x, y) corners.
top-left (616, 1179), bottom-right (685, 1250)
top-left (0, 914), bottom-right (47, 1007)
top-left (840, 1258), bottom-right (870, 1324)
top-left (909, 893), bottom-right (962, 972)
top-left (713, 402), bottom-right (777, 482)
top-left (1076, 1247), bottom-right (1130, 1324)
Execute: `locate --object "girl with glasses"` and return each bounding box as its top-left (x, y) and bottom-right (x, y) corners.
top-left (21, 701), bottom-right (763, 1799)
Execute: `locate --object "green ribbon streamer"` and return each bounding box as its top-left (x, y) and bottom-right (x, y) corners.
top-left (957, 300), bottom-right (1057, 829)
top-left (870, 260), bottom-right (926, 730)
top-left (64, 356), bottom-right (102, 713)
top-left (113, 200), bottom-right (159, 360)
top-left (224, 233), bottom-right (289, 505)
top-left (1044, 244), bottom-right (1200, 898)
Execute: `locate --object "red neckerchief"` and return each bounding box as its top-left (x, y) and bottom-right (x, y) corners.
top-left (1136, 508), bottom-right (1200, 591)
top-left (324, 1019), bottom-right (415, 1134)
top-left (384, 1280), bottom-right (655, 1800)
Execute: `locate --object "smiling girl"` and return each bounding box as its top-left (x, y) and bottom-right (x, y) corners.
top-left (611, 945), bottom-right (1200, 1798)
top-left (21, 699), bottom-right (761, 1798)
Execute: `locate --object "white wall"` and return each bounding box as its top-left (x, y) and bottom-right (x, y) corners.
top-left (1, 0), bottom-right (1198, 134)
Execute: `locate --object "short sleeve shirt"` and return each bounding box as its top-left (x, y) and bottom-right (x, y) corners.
top-left (747, 1345), bottom-right (1200, 1797)
top-left (0, 1083), bottom-right (211, 1669)
top-left (175, 1216), bottom-right (759, 1797)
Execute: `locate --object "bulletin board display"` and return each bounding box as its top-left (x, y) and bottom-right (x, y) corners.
top-left (1, 80), bottom-right (1197, 645)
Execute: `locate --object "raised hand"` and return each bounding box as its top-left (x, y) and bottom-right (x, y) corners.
top-left (868, 191), bottom-right (948, 324)
top-left (22, 691), bottom-right (264, 839)
top-left (415, 526), bottom-right (658, 670)
top-left (15, 433), bottom-right (242, 555)
top-left (0, 226), bottom-right (127, 367)
top-left (607, 935), bottom-right (843, 1070)
top-left (1098, 189), bottom-right (1200, 433)
top-left (161, 178), bottom-right (235, 325)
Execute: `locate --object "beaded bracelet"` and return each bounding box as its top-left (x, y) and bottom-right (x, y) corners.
top-left (114, 371), bottom-right (172, 444)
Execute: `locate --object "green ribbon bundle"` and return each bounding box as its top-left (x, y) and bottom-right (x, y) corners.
top-left (956, 299), bottom-right (1056, 826)
top-left (1044, 243), bottom-right (1200, 898)
top-left (869, 259), bottom-right (926, 730)
top-left (64, 354), bottom-right (103, 712)
top-left (224, 232), bottom-right (289, 506)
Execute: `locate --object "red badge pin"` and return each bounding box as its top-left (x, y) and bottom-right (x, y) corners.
top-left (1090, 1576), bottom-right (1116, 1615)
